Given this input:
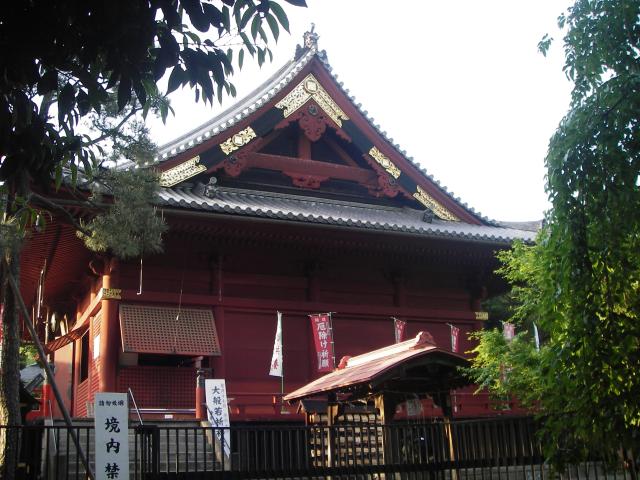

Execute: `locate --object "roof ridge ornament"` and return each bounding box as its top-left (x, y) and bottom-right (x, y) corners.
top-left (296, 24), bottom-right (326, 61)
top-left (304, 23), bottom-right (319, 50)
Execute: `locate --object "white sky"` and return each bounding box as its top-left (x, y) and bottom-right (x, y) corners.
top-left (149, 1), bottom-right (574, 221)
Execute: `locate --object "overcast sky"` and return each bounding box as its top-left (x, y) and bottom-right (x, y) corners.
top-left (149, 1), bottom-right (574, 221)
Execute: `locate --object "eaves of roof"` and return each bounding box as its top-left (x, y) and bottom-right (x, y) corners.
top-left (157, 185), bottom-right (536, 245)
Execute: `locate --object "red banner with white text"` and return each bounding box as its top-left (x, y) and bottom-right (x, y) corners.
top-left (450, 325), bottom-right (460, 352)
top-left (310, 314), bottom-right (334, 373)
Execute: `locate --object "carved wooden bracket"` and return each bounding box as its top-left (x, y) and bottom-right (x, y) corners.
top-left (275, 101), bottom-right (351, 143)
top-left (283, 171), bottom-right (329, 189)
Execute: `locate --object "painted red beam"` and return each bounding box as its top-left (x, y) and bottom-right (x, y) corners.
top-left (246, 152), bottom-right (378, 186)
top-left (119, 289), bottom-right (481, 322)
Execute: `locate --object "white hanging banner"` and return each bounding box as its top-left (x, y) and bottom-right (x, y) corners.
top-left (205, 379), bottom-right (231, 457)
top-left (94, 392), bottom-right (129, 480)
top-left (269, 311), bottom-right (283, 377)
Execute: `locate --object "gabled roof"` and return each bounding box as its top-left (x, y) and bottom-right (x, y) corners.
top-left (154, 31), bottom-right (499, 223)
top-left (153, 31), bottom-right (539, 245)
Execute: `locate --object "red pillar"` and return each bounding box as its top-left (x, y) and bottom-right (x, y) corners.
top-left (195, 368), bottom-right (206, 420)
top-left (99, 257), bottom-right (120, 392)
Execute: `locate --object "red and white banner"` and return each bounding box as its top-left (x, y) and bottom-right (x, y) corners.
top-left (503, 322), bottom-right (515, 342)
top-left (450, 325), bottom-right (460, 352)
top-left (310, 313), bottom-right (334, 373)
top-left (393, 318), bottom-right (406, 343)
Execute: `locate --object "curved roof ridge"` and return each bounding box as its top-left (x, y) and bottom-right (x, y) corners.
top-left (155, 31), bottom-right (501, 225)
top-left (313, 53), bottom-right (497, 225)
top-left (156, 47), bottom-right (317, 161)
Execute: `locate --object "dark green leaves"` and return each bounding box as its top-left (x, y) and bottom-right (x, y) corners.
top-left (269, 1), bottom-right (289, 32)
top-left (37, 70), bottom-right (58, 95)
top-left (473, 0), bottom-right (640, 466)
top-left (282, 0), bottom-right (307, 6)
top-left (58, 83), bottom-right (76, 123)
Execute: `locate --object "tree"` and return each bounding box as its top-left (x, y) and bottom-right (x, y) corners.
top-left (467, 0), bottom-right (640, 468)
top-left (0, 1), bottom-right (303, 477)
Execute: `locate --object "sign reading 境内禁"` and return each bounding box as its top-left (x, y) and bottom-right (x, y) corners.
top-left (95, 392), bottom-right (129, 480)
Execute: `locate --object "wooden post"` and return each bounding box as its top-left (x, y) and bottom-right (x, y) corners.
top-left (326, 393), bottom-right (339, 469)
top-left (195, 368), bottom-right (205, 420)
top-left (99, 257), bottom-right (120, 392)
top-left (435, 391), bottom-right (458, 480)
top-left (375, 392), bottom-right (400, 469)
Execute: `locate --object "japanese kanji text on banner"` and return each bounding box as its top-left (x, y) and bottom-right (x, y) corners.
top-left (95, 392), bottom-right (129, 480)
top-left (310, 313), bottom-right (334, 372)
top-left (205, 379), bottom-right (231, 457)
top-left (269, 311), bottom-right (283, 377)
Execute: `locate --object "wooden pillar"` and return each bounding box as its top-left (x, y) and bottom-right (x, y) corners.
top-left (375, 393), bottom-right (400, 466)
top-left (434, 391), bottom-right (458, 480)
top-left (325, 393), bottom-right (339, 468)
top-left (99, 257), bottom-right (120, 392)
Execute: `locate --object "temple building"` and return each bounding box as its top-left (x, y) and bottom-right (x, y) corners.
top-left (21, 31), bottom-right (535, 423)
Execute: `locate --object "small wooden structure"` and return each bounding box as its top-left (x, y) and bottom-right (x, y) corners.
top-left (285, 331), bottom-right (470, 468)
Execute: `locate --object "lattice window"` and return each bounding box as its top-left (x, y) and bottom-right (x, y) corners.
top-left (119, 304), bottom-right (221, 356)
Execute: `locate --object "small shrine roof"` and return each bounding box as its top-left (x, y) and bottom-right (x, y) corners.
top-left (284, 331), bottom-right (469, 402)
top-left (158, 184), bottom-right (536, 244)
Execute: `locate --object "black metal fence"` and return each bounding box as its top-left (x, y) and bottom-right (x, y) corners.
top-left (2, 417), bottom-right (637, 480)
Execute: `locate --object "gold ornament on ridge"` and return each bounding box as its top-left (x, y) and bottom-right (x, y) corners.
top-left (159, 156), bottom-right (206, 187)
top-left (413, 185), bottom-right (459, 222)
top-left (368, 146), bottom-right (401, 179)
top-left (275, 74), bottom-right (349, 127)
top-left (220, 127), bottom-right (257, 155)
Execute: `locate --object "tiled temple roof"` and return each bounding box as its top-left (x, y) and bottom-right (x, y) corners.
top-left (158, 184), bottom-right (536, 244)
top-left (154, 36), bottom-right (499, 225)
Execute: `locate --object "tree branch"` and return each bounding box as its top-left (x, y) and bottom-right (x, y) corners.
top-left (28, 192), bottom-right (93, 236)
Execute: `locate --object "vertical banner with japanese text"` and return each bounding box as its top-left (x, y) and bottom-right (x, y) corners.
top-left (95, 392), bottom-right (129, 480)
top-left (310, 313), bottom-right (334, 373)
top-left (393, 317), bottom-right (407, 343)
top-left (205, 379), bottom-right (231, 457)
top-left (450, 325), bottom-right (460, 352)
top-left (269, 311), bottom-right (283, 377)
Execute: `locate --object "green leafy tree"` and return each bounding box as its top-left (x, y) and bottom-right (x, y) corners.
top-left (0, 1), bottom-right (302, 477)
top-left (468, 0), bottom-right (640, 468)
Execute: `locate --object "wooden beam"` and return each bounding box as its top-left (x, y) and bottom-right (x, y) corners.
top-left (246, 152), bottom-right (378, 185)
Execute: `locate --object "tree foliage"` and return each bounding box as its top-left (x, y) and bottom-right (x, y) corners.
top-left (468, 0), bottom-right (640, 465)
top-left (78, 168), bottom-right (168, 259)
top-left (0, 0), bottom-right (300, 188)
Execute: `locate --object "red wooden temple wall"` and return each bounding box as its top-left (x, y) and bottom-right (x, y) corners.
top-left (49, 222), bottom-right (519, 422)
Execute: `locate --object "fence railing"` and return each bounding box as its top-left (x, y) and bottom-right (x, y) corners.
top-left (2, 416), bottom-right (637, 480)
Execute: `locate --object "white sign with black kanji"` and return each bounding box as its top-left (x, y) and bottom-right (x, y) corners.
top-left (205, 379), bottom-right (231, 457)
top-left (95, 392), bottom-right (129, 480)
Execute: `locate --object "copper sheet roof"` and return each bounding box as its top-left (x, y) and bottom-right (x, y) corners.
top-left (119, 304), bottom-right (221, 356)
top-left (284, 332), bottom-right (469, 402)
